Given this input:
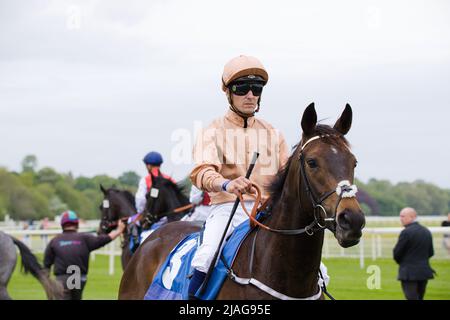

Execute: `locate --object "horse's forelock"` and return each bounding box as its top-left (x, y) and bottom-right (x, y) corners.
top-left (309, 124), bottom-right (350, 149)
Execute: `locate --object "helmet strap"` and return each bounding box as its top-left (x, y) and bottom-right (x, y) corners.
top-left (226, 90), bottom-right (261, 128)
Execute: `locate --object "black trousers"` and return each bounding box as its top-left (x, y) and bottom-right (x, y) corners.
top-left (56, 275), bottom-right (87, 300)
top-left (401, 280), bottom-right (428, 300)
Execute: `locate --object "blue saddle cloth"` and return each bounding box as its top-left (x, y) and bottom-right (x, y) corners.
top-left (144, 219), bottom-right (252, 300)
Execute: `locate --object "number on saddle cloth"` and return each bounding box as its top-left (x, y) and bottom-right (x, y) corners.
top-left (144, 218), bottom-right (253, 300)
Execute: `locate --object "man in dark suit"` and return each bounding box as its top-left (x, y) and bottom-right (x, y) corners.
top-left (393, 207), bottom-right (435, 300)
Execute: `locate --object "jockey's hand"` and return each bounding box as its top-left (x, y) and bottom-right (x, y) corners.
top-left (225, 177), bottom-right (256, 197)
top-left (117, 219), bottom-right (126, 233)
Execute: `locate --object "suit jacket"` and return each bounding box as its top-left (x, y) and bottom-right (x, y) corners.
top-left (393, 222), bottom-right (435, 281)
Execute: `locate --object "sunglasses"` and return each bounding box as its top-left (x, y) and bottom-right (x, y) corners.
top-left (230, 82), bottom-right (264, 96)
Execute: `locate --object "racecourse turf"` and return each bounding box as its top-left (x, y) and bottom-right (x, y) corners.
top-left (6, 254), bottom-right (450, 300)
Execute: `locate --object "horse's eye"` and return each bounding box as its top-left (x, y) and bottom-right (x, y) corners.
top-left (354, 160), bottom-right (358, 168)
top-left (307, 159), bottom-right (318, 169)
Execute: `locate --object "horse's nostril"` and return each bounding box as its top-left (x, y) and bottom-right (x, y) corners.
top-left (337, 212), bottom-right (351, 230)
top-left (337, 210), bottom-right (365, 231)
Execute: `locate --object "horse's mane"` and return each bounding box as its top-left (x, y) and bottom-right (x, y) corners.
top-left (268, 124), bottom-right (349, 208)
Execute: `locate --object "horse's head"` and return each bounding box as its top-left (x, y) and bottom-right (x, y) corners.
top-left (143, 175), bottom-right (190, 224)
top-left (298, 103), bottom-right (365, 248)
top-left (98, 184), bottom-right (136, 234)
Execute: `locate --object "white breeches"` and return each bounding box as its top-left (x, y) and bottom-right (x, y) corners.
top-left (191, 201), bottom-right (254, 273)
top-left (180, 205), bottom-right (211, 223)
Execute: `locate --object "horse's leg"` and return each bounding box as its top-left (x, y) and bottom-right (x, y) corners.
top-left (0, 232), bottom-right (17, 300)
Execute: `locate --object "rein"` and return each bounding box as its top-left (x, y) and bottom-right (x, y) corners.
top-left (104, 202), bottom-right (194, 230)
top-left (104, 217), bottom-right (129, 229)
top-left (144, 203), bottom-right (194, 223)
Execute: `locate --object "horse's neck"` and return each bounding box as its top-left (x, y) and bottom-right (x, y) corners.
top-left (252, 163), bottom-right (324, 298)
top-left (151, 189), bottom-right (180, 222)
top-left (117, 194), bottom-right (136, 218)
top-left (163, 187), bottom-right (189, 221)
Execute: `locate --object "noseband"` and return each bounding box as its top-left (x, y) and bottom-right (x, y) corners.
top-left (100, 196), bottom-right (131, 231)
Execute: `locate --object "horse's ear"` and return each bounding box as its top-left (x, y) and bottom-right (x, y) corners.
top-left (334, 103), bottom-right (353, 135)
top-left (301, 102), bottom-right (317, 137)
top-left (100, 184), bottom-right (107, 195)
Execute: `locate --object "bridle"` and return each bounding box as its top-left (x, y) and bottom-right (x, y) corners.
top-left (298, 135), bottom-right (357, 234)
top-left (240, 135), bottom-right (358, 236)
top-left (100, 198), bottom-right (117, 232)
top-left (142, 184), bottom-right (194, 227)
top-left (99, 194), bottom-right (130, 232)
top-left (143, 188), bottom-right (159, 226)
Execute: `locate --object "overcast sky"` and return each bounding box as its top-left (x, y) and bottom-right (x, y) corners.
top-left (1, 0), bottom-right (450, 188)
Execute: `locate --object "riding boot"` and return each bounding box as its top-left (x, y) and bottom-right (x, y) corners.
top-left (188, 269), bottom-right (206, 300)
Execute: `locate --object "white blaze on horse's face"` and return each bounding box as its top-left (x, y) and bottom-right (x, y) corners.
top-left (331, 146), bottom-right (338, 155)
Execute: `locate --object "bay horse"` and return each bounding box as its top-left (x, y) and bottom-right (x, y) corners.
top-left (98, 177), bottom-right (192, 270)
top-left (0, 230), bottom-right (64, 300)
top-left (118, 103), bottom-right (365, 300)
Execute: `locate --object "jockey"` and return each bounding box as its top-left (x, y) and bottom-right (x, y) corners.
top-left (187, 55), bottom-right (289, 298)
top-left (135, 151), bottom-right (176, 215)
top-left (130, 151), bottom-right (176, 249)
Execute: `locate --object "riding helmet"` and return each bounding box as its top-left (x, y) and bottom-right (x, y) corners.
top-left (60, 210), bottom-right (79, 227)
top-left (143, 151), bottom-right (163, 166)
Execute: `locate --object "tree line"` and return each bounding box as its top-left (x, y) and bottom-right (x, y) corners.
top-left (0, 155), bottom-right (449, 221)
top-left (356, 178), bottom-right (450, 216)
top-left (0, 155), bottom-right (141, 221)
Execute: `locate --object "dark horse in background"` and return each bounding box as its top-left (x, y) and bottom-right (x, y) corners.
top-left (97, 185), bottom-right (136, 270)
top-left (119, 103), bottom-right (366, 299)
top-left (97, 175), bottom-right (192, 270)
top-left (0, 231), bottom-right (63, 300)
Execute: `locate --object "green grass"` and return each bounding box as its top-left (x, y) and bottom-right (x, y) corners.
top-left (322, 257), bottom-right (450, 300)
top-left (7, 254), bottom-right (450, 300)
top-left (8, 254), bottom-right (123, 300)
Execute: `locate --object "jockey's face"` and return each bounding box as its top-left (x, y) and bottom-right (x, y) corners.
top-left (146, 164), bottom-right (160, 172)
top-left (231, 90), bottom-right (259, 115)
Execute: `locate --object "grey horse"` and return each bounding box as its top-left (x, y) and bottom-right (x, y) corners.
top-left (0, 230), bottom-right (63, 300)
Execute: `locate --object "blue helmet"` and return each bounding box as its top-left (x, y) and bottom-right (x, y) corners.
top-left (143, 151), bottom-right (163, 166)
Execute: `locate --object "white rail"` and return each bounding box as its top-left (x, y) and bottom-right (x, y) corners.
top-left (2, 226), bottom-right (449, 274)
